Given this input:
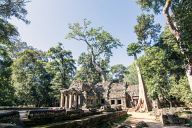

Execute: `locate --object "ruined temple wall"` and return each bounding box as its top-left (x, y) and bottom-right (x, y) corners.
top-left (60, 82), bottom-right (139, 109)
top-left (37, 111), bottom-right (128, 128)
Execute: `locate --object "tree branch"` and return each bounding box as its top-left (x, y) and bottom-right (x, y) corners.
top-left (163, 0), bottom-right (180, 40)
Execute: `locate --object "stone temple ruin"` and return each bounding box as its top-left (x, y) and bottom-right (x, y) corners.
top-left (60, 81), bottom-right (139, 109)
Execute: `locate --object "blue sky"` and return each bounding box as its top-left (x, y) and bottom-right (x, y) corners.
top-left (11, 0), bottom-right (165, 66)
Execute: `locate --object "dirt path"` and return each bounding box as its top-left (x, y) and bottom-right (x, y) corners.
top-left (127, 111), bottom-right (162, 128)
top-left (122, 111), bottom-right (188, 128)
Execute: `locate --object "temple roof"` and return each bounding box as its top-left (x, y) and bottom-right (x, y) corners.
top-left (60, 81), bottom-right (139, 97)
top-left (126, 85), bottom-right (139, 97)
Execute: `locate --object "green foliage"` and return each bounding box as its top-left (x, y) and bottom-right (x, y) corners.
top-left (74, 53), bottom-right (102, 84)
top-left (0, 19), bottom-right (19, 51)
top-left (0, 0), bottom-right (30, 106)
top-left (10, 41), bottom-right (34, 58)
top-left (66, 19), bottom-right (121, 61)
top-left (111, 64), bottom-right (126, 82)
top-left (46, 43), bottom-right (76, 99)
top-left (135, 14), bottom-right (161, 46)
top-left (139, 47), bottom-right (171, 100)
top-left (66, 19), bottom-right (122, 82)
top-left (138, 28), bottom-right (192, 106)
top-left (0, 45), bottom-right (14, 105)
top-left (0, 0), bottom-right (29, 23)
top-left (169, 76), bottom-right (192, 106)
top-left (136, 1), bottom-right (192, 92)
top-left (123, 64), bottom-right (138, 85)
top-left (172, 1), bottom-right (192, 59)
top-left (136, 0), bottom-right (165, 14)
top-left (12, 50), bottom-right (52, 106)
top-left (127, 42), bottom-right (142, 59)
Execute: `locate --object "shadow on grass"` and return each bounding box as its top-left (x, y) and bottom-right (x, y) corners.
top-left (96, 114), bottom-right (131, 128)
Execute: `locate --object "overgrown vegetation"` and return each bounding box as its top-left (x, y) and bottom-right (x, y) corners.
top-left (0, 0), bottom-right (192, 107)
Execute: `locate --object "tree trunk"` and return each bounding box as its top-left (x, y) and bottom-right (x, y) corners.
top-left (134, 59), bottom-right (150, 112)
top-left (101, 73), bottom-right (107, 83)
top-left (163, 0), bottom-right (192, 92)
top-left (91, 52), bottom-right (107, 82)
top-left (85, 39), bottom-right (107, 83)
top-left (186, 64), bottom-right (192, 91)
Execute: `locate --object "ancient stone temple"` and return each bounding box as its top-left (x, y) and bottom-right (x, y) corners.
top-left (60, 88), bottom-right (81, 109)
top-left (60, 81), bottom-right (139, 109)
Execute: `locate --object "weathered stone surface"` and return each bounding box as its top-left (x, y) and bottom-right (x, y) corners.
top-left (23, 108), bottom-right (102, 127)
top-left (135, 121), bottom-right (149, 128)
top-left (34, 111), bottom-right (127, 128)
top-left (118, 124), bottom-right (132, 128)
top-left (60, 81), bottom-right (139, 110)
top-left (27, 109), bottom-right (66, 120)
top-left (160, 107), bottom-right (192, 127)
top-left (0, 111), bottom-right (21, 125)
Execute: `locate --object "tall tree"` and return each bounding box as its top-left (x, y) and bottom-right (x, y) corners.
top-left (127, 42), bottom-right (150, 112)
top-left (0, 45), bottom-right (14, 105)
top-left (136, 0), bottom-right (192, 91)
top-left (126, 13), bottom-right (161, 111)
top-left (12, 50), bottom-right (52, 106)
top-left (0, 0), bottom-right (29, 106)
top-left (46, 43), bottom-right (76, 100)
top-left (139, 47), bottom-right (172, 107)
top-left (139, 28), bottom-right (191, 107)
top-left (66, 19), bottom-right (122, 82)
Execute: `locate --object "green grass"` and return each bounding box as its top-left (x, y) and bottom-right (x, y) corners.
top-left (97, 114), bottom-right (130, 128)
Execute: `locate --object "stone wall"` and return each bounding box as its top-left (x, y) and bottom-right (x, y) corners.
top-left (23, 109), bottom-right (101, 127)
top-left (0, 107), bottom-right (51, 111)
top-left (160, 107), bottom-right (192, 127)
top-left (0, 108), bottom-right (127, 128)
top-left (0, 111), bottom-right (21, 125)
top-left (36, 111), bottom-right (127, 128)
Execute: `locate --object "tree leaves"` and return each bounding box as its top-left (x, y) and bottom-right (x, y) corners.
top-left (46, 43), bottom-right (76, 99)
top-left (0, 0), bottom-right (30, 23)
top-left (135, 14), bottom-right (161, 46)
top-left (66, 19), bottom-right (122, 82)
top-left (12, 50), bottom-right (52, 106)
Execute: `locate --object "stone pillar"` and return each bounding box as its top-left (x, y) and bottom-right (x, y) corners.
top-left (78, 95), bottom-right (81, 106)
top-left (60, 92), bottom-right (64, 107)
top-left (65, 94), bottom-right (68, 108)
top-left (69, 94), bottom-right (72, 109)
top-left (71, 93), bottom-right (74, 108)
top-left (73, 94), bottom-right (78, 108)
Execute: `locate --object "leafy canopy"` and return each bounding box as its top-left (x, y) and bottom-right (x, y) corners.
top-left (0, 0), bottom-right (29, 23)
top-left (66, 19), bottom-right (122, 82)
top-left (135, 14), bottom-right (161, 46)
top-left (46, 43), bottom-right (76, 89)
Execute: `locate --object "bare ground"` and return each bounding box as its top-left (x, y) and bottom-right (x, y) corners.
top-left (116, 111), bottom-right (189, 128)
top-left (127, 111), bottom-right (162, 128)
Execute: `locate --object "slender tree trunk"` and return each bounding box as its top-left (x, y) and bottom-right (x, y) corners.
top-left (186, 64), bottom-right (192, 91)
top-left (134, 54), bottom-right (150, 112)
top-left (163, 0), bottom-right (192, 92)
